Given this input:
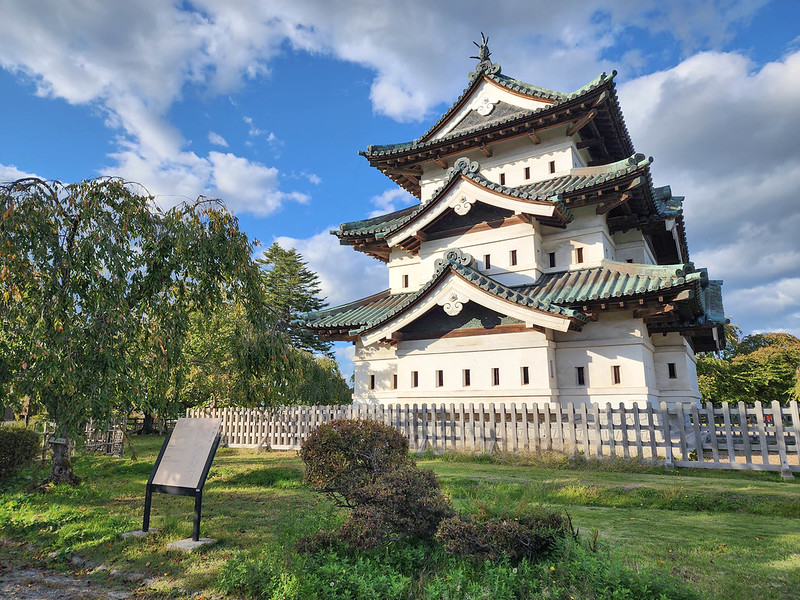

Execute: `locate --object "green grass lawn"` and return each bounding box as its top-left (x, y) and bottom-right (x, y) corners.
top-left (1, 436), bottom-right (798, 599)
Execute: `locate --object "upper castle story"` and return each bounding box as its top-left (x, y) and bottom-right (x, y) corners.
top-left (335, 37), bottom-right (689, 294)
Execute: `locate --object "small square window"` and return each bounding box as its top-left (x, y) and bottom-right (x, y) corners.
top-left (668, 363), bottom-right (677, 379)
top-left (510, 249), bottom-right (518, 266)
top-left (369, 374), bottom-right (376, 390)
top-left (436, 370), bottom-right (444, 387)
top-left (549, 160), bottom-right (556, 174)
top-left (576, 247), bottom-right (584, 263)
top-left (626, 259), bottom-right (634, 264)
top-left (484, 254), bottom-right (491, 269)
top-left (402, 274), bottom-right (409, 288)
top-left (412, 371), bottom-right (419, 388)
top-left (576, 366), bottom-right (586, 386)
top-left (393, 374), bottom-right (398, 389)
top-left (524, 166), bottom-right (530, 179)
top-left (548, 252), bottom-right (556, 268)
top-left (612, 365), bottom-right (621, 385)
top-left (492, 368), bottom-right (500, 386)
top-left (521, 366), bottom-right (530, 385)
top-left (499, 173), bottom-right (506, 185)
top-left (463, 369), bottom-right (471, 387)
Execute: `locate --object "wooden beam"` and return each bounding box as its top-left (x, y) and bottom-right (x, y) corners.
top-left (479, 144), bottom-right (493, 157)
top-left (566, 110), bottom-right (597, 137)
top-left (596, 192), bottom-right (630, 215)
top-left (434, 156), bottom-right (448, 169)
top-left (528, 130), bottom-right (541, 144)
top-left (591, 90), bottom-right (608, 108)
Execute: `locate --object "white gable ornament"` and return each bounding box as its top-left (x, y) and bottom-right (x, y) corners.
top-left (439, 291), bottom-right (468, 316)
top-left (453, 195), bottom-right (475, 215)
top-left (475, 95), bottom-right (499, 116)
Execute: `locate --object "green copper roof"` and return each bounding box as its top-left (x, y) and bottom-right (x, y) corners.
top-left (333, 204), bottom-right (418, 238)
top-left (300, 252), bottom-right (586, 335)
top-left (362, 71), bottom-right (617, 158)
top-left (300, 256), bottom-right (720, 336)
top-left (517, 260), bottom-right (702, 305)
top-left (335, 153), bottom-right (651, 241)
top-left (648, 279), bottom-right (727, 335)
top-left (301, 288), bottom-right (415, 331)
top-left (516, 154), bottom-right (652, 199)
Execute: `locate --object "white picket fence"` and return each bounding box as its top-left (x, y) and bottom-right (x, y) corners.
top-left (187, 400), bottom-right (800, 477)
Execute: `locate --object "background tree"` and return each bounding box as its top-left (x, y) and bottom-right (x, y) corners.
top-left (697, 327), bottom-right (800, 405)
top-left (175, 283), bottom-right (351, 408)
top-left (258, 242), bottom-right (332, 355)
top-left (0, 178), bottom-right (290, 484)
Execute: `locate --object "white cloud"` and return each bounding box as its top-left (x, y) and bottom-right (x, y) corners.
top-left (0, 163), bottom-right (39, 182)
top-left (208, 131), bottom-right (229, 147)
top-left (619, 49), bottom-right (800, 335)
top-left (724, 278), bottom-right (800, 337)
top-left (302, 172), bottom-right (322, 185)
top-left (368, 188), bottom-right (416, 217)
top-left (208, 151), bottom-right (308, 215)
top-left (106, 148), bottom-right (307, 216)
top-left (273, 229), bottom-right (386, 307)
top-left (0, 1), bottom-right (767, 160)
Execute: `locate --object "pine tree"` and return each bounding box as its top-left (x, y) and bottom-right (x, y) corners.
top-left (258, 242), bottom-right (332, 354)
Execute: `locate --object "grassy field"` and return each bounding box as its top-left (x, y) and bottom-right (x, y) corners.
top-left (1, 435), bottom-right (798, 599)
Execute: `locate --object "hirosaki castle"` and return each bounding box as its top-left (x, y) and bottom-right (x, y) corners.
top-left (302, 40), bottom-right (726, 408)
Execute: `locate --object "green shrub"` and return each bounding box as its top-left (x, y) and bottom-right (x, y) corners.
top-left (300, 419), bottom-right (452, 551)
top-left (300, 418), bottom-right (409, 507)
top-left (0, 425), bottom-right (40, 478)
top-left (436, 510), bottom-right (572, 564)
top-left (341, 464), bottom-right (454, 549)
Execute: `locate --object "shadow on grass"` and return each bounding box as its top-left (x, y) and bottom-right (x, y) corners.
top-left (217, 466), bottom-right (304, 489)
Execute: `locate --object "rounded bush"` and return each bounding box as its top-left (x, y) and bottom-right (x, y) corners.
top-left (0, 425), bottom-right (40, 479)
top-left (300, 418), bottom-right (409, 507)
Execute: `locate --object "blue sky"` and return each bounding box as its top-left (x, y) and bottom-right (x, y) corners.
top-left (1, 1), bottom-right (799, 376)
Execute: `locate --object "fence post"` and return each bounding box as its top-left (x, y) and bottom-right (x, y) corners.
top-left (619, 403), bottom-right (630, 460)
top-left (771, 400), bottom-right (794, 480)
top-left (789, 401), bottom-right (800, 469)
top-left (705, 402), bottom-right (720, 464)
top-left (659, 402), bottom-right (674, 469)
top-left (753, 401), bottom-right (770, 466)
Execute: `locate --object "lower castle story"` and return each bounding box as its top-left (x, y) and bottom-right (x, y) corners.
top-left (353, 311), bottom-right (699, 409)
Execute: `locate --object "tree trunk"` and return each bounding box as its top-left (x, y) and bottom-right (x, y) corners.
top-left (45, 436), bottom-right (81, 486)
top-left (138, 412), bottom-right (157, 434)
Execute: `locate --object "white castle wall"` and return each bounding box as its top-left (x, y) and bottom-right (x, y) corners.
top-left (352, 310), bottom-right (700, 409)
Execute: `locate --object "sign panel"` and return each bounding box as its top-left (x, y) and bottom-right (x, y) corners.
top-left (151, 418), bottom-right (222, 489)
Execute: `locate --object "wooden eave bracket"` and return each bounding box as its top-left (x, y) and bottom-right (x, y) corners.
top-left (591, 90), bottom-right (609, 108)
top-left (434, 156), bottom-right (448, 169)
top-left (566, 109), bottom-right (598, 137)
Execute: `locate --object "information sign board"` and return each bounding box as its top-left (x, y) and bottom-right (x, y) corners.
top-left (142, 417), bottom-right (222, 541)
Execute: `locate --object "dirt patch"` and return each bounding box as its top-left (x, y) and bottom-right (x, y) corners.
top-left (0, 539), bottom-right (136, 600)
top-left (0, 566), bottom-right (132, 600)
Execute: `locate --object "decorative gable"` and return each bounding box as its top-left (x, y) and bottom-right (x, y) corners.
top-left (429, 79), bottom-right (552, 141)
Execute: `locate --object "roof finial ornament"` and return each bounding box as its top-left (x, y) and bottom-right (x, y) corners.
top-left (470, 32), bottom-right (501, 79)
